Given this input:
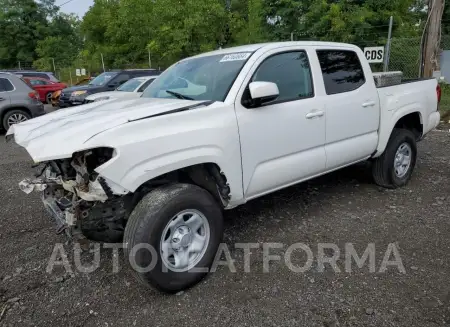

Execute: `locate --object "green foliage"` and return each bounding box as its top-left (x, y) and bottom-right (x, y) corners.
top-left (0, 0), bottom-right (50, 67)
top-left (33, 13), bottom-right (82, 70)
top-left (264, 0), bottom-right (422, 46)
top-left (0, 0), bottom-right (437, 73)
top-left (0, 0), bottom-right (81, 69)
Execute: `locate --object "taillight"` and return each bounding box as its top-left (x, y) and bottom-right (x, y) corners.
top-left (436, 84), bottom-right (442, 103)
top-left (28, 91), bottom-right (38, 100)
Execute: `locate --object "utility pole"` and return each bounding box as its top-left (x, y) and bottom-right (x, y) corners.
top-left (291, 32), bottom-right (294, 41)
top-left (421, 0), bottom-right (445, 77)
top-left (18, 61), bottom-right (21, 70)
top-left (101, 53), bottom-right (105, 72)
top-left (52, 58), bottom-right (56, 73)
top-left (148, 48), bottom-right (151, 68)
top-left (383, 16), bottom-right (393, 72)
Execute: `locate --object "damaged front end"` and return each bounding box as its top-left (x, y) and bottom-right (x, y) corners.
top-left (20, 148), bottom-right (130, 242)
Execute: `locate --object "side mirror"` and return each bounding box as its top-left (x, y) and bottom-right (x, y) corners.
top-left (248, 81), bottom-right (279, 106)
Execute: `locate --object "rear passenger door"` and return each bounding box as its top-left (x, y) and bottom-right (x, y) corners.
top-left (316, 49), bottom-right (380, 169)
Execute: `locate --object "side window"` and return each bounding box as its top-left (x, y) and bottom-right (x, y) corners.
top-left (137, 79), bottom-right (154, 92)
top-left (0, 78), bottom-right (14, 91)
top-left (30, 79), bottom-right (46, 86)
top-left (251, 51), bottom-right (314, 102)
top-left (113, 74), bottom-right (130, 86)
top-left (316, 50), bottom-right (365, 95)
top-left (35, 73), bottom-right (49, 80)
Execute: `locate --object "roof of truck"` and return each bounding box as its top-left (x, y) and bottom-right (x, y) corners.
top-left (190, 41), bottom-right (359, 59)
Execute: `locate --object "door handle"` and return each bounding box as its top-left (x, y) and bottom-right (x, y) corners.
top-left (0, 97), bottom-right (5, 101)
top-left (306, 110), bottom-right (324, 119)
top-left (362, 101), bottom-right (376, 108)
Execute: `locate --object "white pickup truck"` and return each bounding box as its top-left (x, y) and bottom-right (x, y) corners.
top-left (7, 41), bottom-right (441, 293)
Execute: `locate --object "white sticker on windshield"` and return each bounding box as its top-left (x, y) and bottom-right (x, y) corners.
top-left (220, 52), bottom-right (252, 62)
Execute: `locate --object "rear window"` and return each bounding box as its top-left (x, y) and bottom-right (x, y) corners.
top-left (21, 72), bottom-right (50, 80)
top-left (0, 78), bottom-right (14, 91)
top-left (316, 50), bottom-right (365, 95)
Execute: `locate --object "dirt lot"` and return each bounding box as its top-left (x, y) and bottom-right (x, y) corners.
top-left (0, 128), bottom-right (449, 327)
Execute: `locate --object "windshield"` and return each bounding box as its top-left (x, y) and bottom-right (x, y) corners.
top-left (142, 52), bottom-right (252, 101)
top-left (89, 72), bottom-right (118, 86)
top-left (117, 78), bottom-right (145, 92)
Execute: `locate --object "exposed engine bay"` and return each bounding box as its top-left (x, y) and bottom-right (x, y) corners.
top-left (18, 147), bottom-right (231, 243)
top-left (19, 148), bottom-right (130, 242)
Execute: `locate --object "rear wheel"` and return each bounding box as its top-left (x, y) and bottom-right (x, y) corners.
top-left (46, 92), bottom-right (53, 104)
top-left (2, 109), bottom-right (31, 130)
top-left (372, 128), bottom-right (417, 188)
top-left (124, 183), bottom-right (223, 293)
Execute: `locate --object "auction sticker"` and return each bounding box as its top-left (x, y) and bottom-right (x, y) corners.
top-left (220, 52), bottom-right (252, 62)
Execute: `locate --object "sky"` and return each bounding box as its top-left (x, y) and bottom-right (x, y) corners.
top-left (56, 0), bottom-right (94, 18)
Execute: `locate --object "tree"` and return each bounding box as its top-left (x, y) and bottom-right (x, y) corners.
top-left (263, 0), bottom-right (422, 46)
top-left (0, 0), bottom-right (51, 68)
top-left (33, 13), bottom-right (82, 70)
top-left (142, 0), bottom-right (228, 66)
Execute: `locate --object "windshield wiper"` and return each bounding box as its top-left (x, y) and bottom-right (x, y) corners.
top-left (165, 90), bottom-right (194, 100)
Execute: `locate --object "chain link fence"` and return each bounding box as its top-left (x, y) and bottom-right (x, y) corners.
top-left (387, 37), bottom-right (422, 79)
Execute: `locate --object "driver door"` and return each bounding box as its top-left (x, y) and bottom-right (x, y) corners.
top-left (234, 48), bottom-right (327, 199)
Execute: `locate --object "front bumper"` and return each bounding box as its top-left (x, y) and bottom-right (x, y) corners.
top-left (59, 95), bottom-right (88, 107)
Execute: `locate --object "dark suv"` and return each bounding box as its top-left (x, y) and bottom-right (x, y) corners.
top-left (0, 73), bottom-right (45, 130)
top-left (59, 69), bottom-right (162, 107)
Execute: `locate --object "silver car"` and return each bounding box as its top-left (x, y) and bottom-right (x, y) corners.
top-left (0, 72), bottom-right (45, 130)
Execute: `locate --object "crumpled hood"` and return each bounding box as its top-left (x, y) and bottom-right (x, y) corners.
top-left (7, 97), bottom-right (207, 162)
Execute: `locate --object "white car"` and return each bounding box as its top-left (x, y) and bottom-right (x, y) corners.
top-left (84, 76), bottom-right (157, 103)
top-left (7, 41), bottom-right (440, 293)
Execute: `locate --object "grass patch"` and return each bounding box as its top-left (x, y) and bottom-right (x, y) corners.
top-left (440, 84), bottom-right (450, 122)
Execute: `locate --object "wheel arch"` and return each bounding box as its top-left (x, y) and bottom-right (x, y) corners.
top-left (374, 110), bottom-right (423, 158)
top-left (123, 162), bottom-right (232, 210)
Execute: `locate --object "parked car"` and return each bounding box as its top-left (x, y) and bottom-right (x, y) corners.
top-left (0, 72), bottom-right (45, 130)
top-left (8, 41), bottom-right (441, 293)
top-left (59, 69), bottom-right (161, 107)
top-left (84, 76), bottom-right (158, 103)
top-left (51, 77), bottom-right (93, 107)
top-left (13, 71), bottom-right (59, 82)
top-left (23, 77), bottom-right (67, 104)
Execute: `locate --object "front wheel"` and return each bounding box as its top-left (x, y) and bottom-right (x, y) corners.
top-left (372, 128), bottom-right (417, 188)
top-left (123, 183), bottom-right (223, 293)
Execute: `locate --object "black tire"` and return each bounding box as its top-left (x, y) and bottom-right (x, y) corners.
top-left (46, 92), bottom-right (53, 104)
top-left (372, 128), bottom-right (417, 188)
top-left (124, 183), bottom-right (223, 293)
top-left (2, 109), bottom-right (31, 130)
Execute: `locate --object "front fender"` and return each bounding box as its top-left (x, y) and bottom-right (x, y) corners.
top-left (92, 103), bottom-right (245, 206)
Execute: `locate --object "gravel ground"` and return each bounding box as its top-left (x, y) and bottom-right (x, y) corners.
top-left (0, 126), bottom-right (449, 327)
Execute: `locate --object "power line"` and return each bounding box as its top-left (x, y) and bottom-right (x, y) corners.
top-left (57, 0), bottom-right (76, 7)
